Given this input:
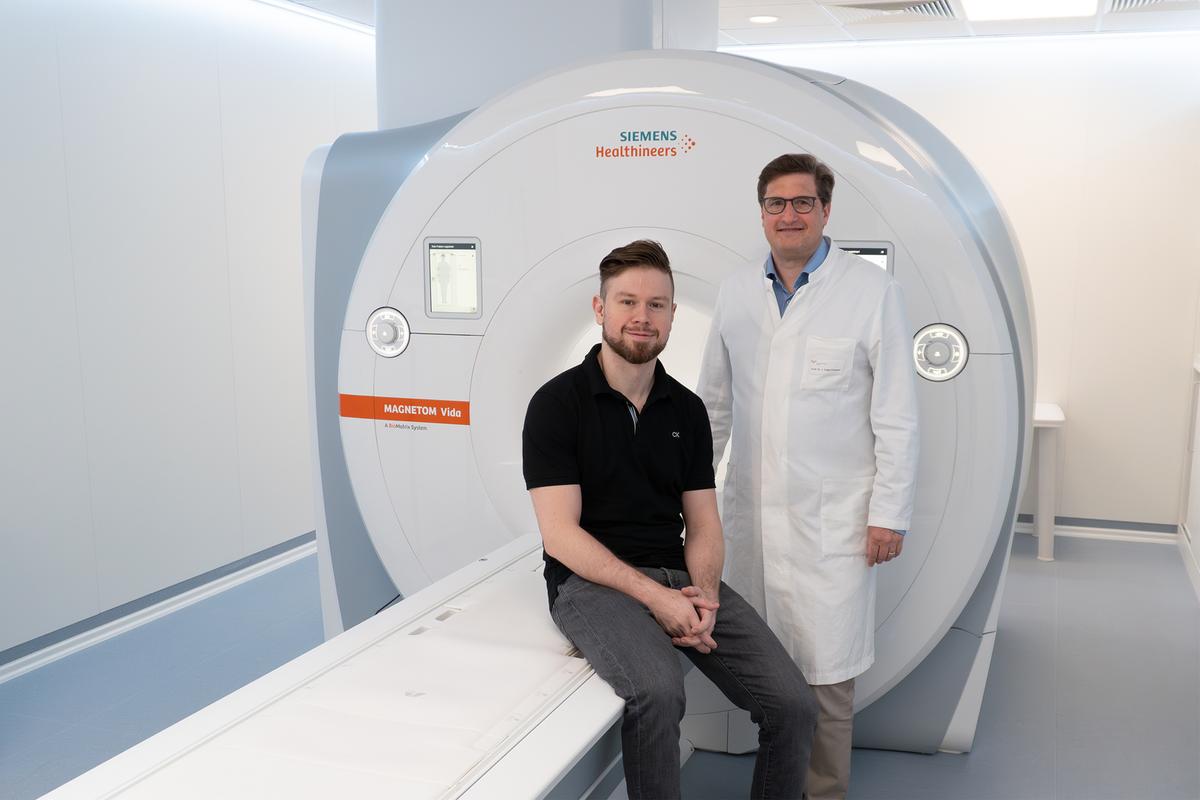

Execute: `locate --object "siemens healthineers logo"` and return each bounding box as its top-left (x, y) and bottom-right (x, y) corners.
top-left (595, 129), bottom-right (698, 159)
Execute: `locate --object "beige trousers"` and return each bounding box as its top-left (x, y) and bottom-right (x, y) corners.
top-left (804, 677), bottom-right (855, 800)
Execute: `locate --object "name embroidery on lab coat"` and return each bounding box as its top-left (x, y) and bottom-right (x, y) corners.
top-left (807, 358), bottom-right (844, 374)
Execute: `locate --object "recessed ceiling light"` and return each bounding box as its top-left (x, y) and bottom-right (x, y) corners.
top-left (749, 15), bottom-right (780, 24)
top-left (962, 0), bottom-right (1098, 22)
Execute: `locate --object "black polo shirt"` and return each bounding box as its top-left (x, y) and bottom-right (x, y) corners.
top-left (522, 343), bottom-right (716, 609)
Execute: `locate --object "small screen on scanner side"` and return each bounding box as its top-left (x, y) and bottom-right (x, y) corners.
top-left (426, 239), bottom-right (481, 317)
top-left (838, 243), bottom-right (889, 271)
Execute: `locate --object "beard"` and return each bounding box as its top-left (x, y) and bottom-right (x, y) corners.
top-left (603, 326), bottom-right (666, 365)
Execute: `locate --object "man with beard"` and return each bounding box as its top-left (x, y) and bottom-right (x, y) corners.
top-left (523, 239), bottom-right (817, 800)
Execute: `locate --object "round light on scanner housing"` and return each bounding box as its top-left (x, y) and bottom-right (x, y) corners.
top-left (914, 323), bottom-right (968, 381)
top-left (366, 307), bottom-right (410, 357)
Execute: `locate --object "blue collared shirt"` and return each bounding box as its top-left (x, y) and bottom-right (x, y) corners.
top-left (766, 236), bottom-right (830, 316)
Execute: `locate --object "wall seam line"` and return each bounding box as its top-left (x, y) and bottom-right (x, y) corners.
top-left (52, 0), bottom-right (103, 623)
top-left (213, 18), bottom-right (249, 562)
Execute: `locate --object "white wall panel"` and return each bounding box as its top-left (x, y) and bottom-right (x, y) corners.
top-left (376, 0), bottom-right (652, 128)
top-left (214, 5), bottom-right (374, 556)
top-left (330, 29), bottom-right (377, 133)
top-left (0, 0), bottom-right (99, 652)
top-left (55, 0), bottom-right (243, 608)
top-left (0, 0), bottom-right (375, 651)
top-left (1062, 85), bottom-right (1200, 524)
top-left (732, 33), bottom-right (1200, 529)
top-left (1188, 376), bottom-right (1200, 539)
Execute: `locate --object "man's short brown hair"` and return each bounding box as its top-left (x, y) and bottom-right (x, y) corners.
top-left (757, 153), bottom-right (835, 206)
top-left (598, 239), bottom-right (674, 298)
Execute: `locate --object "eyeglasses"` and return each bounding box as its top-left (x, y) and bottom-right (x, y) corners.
top-left (761, 195), bottom-right (819, 215)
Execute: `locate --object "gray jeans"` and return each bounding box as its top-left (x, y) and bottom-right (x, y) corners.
top-left (551, 567), bottom-right (818, 800)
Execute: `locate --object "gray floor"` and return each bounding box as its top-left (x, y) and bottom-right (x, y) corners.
top-left (681, 535), bottom-right (1200, 800)
top-left (1, 535), bottom-right (1196, 799)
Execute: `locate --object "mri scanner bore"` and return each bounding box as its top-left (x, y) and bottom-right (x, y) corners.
top-left (45, 49), bottom-right (1033, 800)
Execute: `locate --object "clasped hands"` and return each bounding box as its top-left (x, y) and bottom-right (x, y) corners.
top-left (643, 526), bottom-right (902, 652)
top-left (649, 585), bottom-right (720, 654)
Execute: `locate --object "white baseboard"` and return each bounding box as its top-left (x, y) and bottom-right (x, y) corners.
top-left (1180, 523), bottom-right (1200, 605)
top-left (1014, 523), bottom-right (1176, 546)
top-left (0, 540), bottom-right (317, 686)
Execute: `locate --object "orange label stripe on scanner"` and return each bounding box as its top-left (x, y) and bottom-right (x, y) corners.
top-left (339, 395), bottom-right (471, 425)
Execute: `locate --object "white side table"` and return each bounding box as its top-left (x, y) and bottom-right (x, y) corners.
top-left (1033, 403), bottom-right (1066, 561)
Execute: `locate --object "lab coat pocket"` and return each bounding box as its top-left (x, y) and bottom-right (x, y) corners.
top-left (819, 475), bottom-right (874, 557)
top-left (799, 336), bottom-right (855, 391)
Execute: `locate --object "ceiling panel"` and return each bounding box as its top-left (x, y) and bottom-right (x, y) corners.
top-left (288, 0), bottom-right (1200, 44)
top-left (718, 1), bottom-right (838, 26)
top-left (724, 24), bottom-right (854, 44)
top-left (844, 19), bottom-right (973, 40)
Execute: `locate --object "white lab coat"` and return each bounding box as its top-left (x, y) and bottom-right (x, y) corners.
top-left (698, 246), bottom-right (919, 685)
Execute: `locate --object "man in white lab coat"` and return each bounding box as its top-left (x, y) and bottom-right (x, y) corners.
top-left (698, 153), bottom-right (920, 800)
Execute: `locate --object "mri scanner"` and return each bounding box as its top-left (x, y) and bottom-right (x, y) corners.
top-left (48, 51), bottom-right (1032, 798)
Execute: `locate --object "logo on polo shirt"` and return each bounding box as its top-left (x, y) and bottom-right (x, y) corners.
top-left (672, 431), bottom-right (680, 438)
